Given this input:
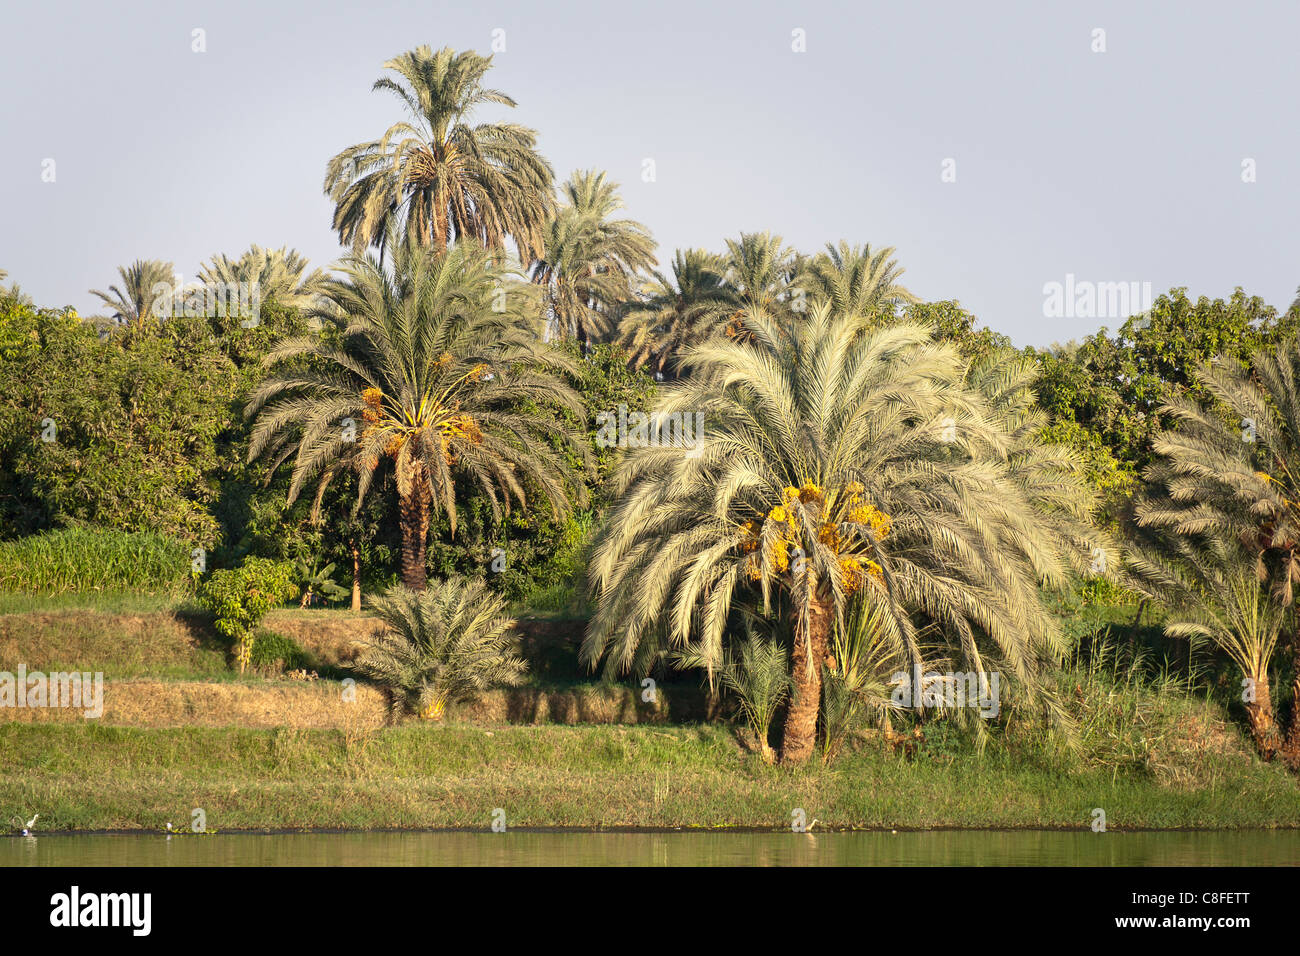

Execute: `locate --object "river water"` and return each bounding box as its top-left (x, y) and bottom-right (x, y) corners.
top-left (3, 829), bottom-right (1298, 866)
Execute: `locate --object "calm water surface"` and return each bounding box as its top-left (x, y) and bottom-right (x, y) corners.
top-left (3, 830), bottom-right (1298, 866)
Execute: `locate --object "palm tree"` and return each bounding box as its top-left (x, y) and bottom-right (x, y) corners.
top-left (357, 576), bottom-right (528, 719)
top-left (584, 302), bottom-right (1104, 763)
top-left (807, 241), bottom-right (918, 320)
top-left (721, 232), bottom-right (799, 314)
top-left (1127, 534), bottom-right (1287, 758)
top-left (530, 169), bottom-right (656, 345)
top-left (617, 248), bottom-right (736, 377)
top-left (1137, 339), bottom-right (1300, 763)
top-left (197, 245), bottom-right (327, 314)
top-left (325, 45), bottom-right (554, 259)
top-left (246, 229), bottom-right (589, 591)
top-left (90, 259), bottom-right (176, 325)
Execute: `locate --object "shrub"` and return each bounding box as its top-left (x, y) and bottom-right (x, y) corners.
top-left (248, 630), bottom-right (311, 672)
top-left (0, 526), bottom-right (191, 595)
top-left (198, 557), bottom-right (297, 672)
top-left (357, 577), bottom-right (527, 719)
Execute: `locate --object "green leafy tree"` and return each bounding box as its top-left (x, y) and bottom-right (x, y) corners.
top-left (1033, 288), bottom-right (1298, 473)
top-left (198, 557), bottom-right (297, 672)
top-left (0, 299), bottom-right (239, 542)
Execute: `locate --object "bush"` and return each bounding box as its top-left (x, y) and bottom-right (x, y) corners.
top-left (248, 629), bottom-right (311, 672)
top-left (198, 557), bottom-right (297, 672)
top-left (0, 526), bottom-right (191, 595)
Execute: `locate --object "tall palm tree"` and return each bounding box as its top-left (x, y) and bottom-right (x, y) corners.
top-left (807, 241), bottom-right (918, 320)
top-left (197, 245), bottom-right (327, 314)
top-left (584, 301), bottom-right (1104, 763)
top-left (617, 248), bottom-right (736, 377)
top-left (325, 46), bottom-right (554, 259)
top-left (530, 169), bottom-right (656, 345)
top-left (90, 259), bottom-right (176, 325)
top-left (1137, 339), bottom-right (1300, 763)
top-left (246, 229), bottom-right (589, 591)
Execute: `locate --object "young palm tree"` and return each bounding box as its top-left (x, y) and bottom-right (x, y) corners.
top-left (325, 46), bottom-right (554, 259)
top-left (617, 248), bottom-right (736, 377)
top-left (357, 576), bottom-right (528, 719)
top-left (246, 229), bottom-right (589, 590)
top-left (1127, 534), bottom-right (1287, 758)
top-left (530, 169), bottom-right (656, 345)
top-left (584, 301), bottom-right (1105, 763)
top-left (1137, 339), bottom-right (1300, 763)
top-left (197, 245), bottom-right (327, 314)
top-left (806, 241), bottom-right (918, 320)
top-left (90, 259), bottom-right (176, 325)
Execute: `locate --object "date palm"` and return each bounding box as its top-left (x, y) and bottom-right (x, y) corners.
top-left (246, 229), bottom-right (589, 591)
top-left (197, 245), bottom-right (327, 314)
top-left (584, 301), bottom-right (1104, 763)
top-left (807, 241), bottom-right (918, 320)
top-left (1137, 339), bottom-right (1300, 763)
top-left (722, 232), bottom-right (799, 314)
top-left (325, 46), bottom-right (554, 259)
top-left (358, 576), bottom-right (527, 719)
top-left (1127, 533), bottom-right (1286, 759)
top-left (617, 248), bottom-right (736, 377)
top-left (90, 259), bottom-right (176, 325)
top-left (531, 169), bottom-right (656, 345)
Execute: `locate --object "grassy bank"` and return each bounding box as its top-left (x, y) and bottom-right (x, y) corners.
top-left (2, 722), bottom-right (1298, 832)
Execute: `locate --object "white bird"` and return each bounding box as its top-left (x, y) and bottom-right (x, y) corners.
top-left (20, 813), bottom-right (37, 836)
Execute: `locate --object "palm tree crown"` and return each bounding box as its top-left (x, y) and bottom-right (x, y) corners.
top-left (325, 45), bottom-right (555, 260)
top-left (531, 169), bottom-right (657, 344)
top-left (617, 248), bottom-right (736, 377)
top-left (90, 259), bottom-right (176, 325)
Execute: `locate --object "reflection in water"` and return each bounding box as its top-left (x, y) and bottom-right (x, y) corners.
top-left (2, 830), bottom-right (1298, 867)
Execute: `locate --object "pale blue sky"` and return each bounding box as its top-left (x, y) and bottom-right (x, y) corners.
top-left (1, 0), bottom-right (1296, 346)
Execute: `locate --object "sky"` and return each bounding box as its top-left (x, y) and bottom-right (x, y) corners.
top-left (1, 0), bottom-right (1297, 347)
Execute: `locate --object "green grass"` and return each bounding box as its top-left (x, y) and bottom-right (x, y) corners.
top-left (0, 591), bottom-right (192, 616)
top-left (0, 722), bottom-right (1295, 832)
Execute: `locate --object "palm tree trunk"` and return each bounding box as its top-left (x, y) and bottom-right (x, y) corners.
top-left (1246, 674), bottom-right (1280, 761)
top-left (781, 593), bottom-right (832, 764)
top-left (351, 543), bottom-right (362, 612)
top-left (1283, 636), bottom-right (1300, 765)
top-left (399, 487), bottom-right (430, 591)
top-left (432, 185), bottom-right (449, 257)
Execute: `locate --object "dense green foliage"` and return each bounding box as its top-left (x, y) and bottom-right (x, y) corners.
top-left (3, 43), bottom-right (1299, 777)
top-left (197, 557), bottom-right (298, 671)
top-left (0, 527), bottom-right (191, 595)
